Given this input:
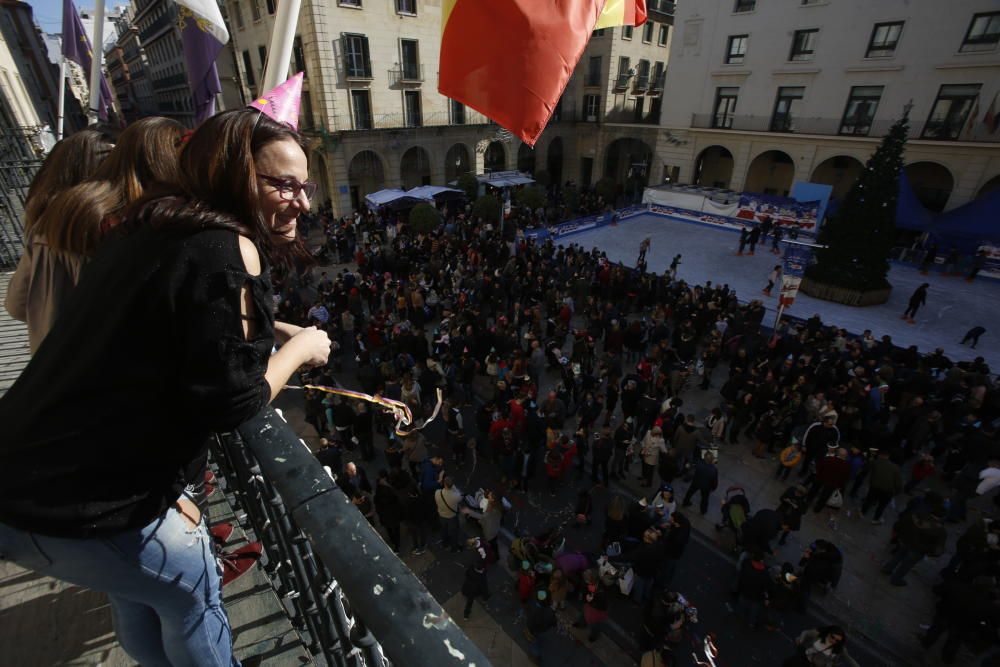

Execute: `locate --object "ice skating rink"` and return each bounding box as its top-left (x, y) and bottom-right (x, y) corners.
top-left (560, 214), bottom-right (1000, 370)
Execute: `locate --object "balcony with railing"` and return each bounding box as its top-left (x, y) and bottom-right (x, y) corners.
top-left (647, 0), bottom-right (676, 23)
top-left (605, 107), bottom-right (661, 125)
top-left (613, 74), bottom-right (631, 91)
top-left (139, 12), bottom-right (174, 42)
top-left (388, 63), bottom-right (424, 86)
top-left (690, 113), bottom-right (1000, 142)
top-left (632, 75), bottom-right (649, 95)
top-left (337, 109), bottom-right (490, 132)
top-left (151, 72), bottom-right (189, 91)
top-left (648, 73), bottom-right (665, 95)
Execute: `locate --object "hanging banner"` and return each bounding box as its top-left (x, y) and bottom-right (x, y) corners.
top-left (737, 193), bottom-right (820, 230)
top-left (779, 244), bottom-right (813, 307)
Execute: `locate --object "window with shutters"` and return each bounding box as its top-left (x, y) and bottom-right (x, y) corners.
top-left (343, 33), bottom-right (372, 79)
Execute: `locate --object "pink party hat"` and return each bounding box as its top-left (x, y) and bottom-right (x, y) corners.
top-left (248, 72), bottom-right (304, 130)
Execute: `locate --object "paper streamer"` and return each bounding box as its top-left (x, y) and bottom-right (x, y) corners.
top-left (288, 384), bottom-right (443, 438)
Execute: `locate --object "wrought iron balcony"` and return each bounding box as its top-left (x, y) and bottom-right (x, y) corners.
top-left (139, 12), bottom-right (173, 42)
top-left (604, 108), bottom-right (661, 125)
top-left (213, 407), bottom-right (490, 666)
top-left (151, 72), bottom-right (188, 91)
top-left (388, 64), bottom-right (424, 86)
top-left (613, 74), bottom-right (631, 91)
top-left (632, 75), bottom-right (649, 95)
top-left (647, 0), bottom-right (676, 23)
top-left (338, 109), bottom-right (491, 132)
top-left (648, 73), bottom-right (665, 95)
top-left (689, 113), bottom-right (1000, 142)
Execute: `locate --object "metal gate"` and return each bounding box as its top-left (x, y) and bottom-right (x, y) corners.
top-left (0, 126), bottom-right (46, 269)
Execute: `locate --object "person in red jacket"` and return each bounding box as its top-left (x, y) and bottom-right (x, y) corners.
top-left (544, 436), bottom-right (578, 490)
top-left (807, 446), bottom-right (852, 513)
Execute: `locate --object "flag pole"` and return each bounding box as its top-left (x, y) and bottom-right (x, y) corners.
top-left (261, 0), bottom-right (301, 91)
top-left (87, 0), bottom-right (106, 124)
top-left (57, 57), bottom-right (66, 140)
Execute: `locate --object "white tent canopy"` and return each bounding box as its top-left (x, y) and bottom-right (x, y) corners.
top-left (476, 170), bottom-right (535, 188)
top-left (406, 185), bottom-right (463, 200)
top-left (364, 188), bottom-right (408, 210)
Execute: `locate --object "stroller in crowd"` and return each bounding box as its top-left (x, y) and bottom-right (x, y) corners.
top-left (716, 486), bottom-right (751, 554)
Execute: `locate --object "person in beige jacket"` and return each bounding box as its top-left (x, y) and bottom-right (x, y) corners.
top-left (5, 130), bottom-right (112, 352)
top-left (639, 426), bottom-right (667, 487)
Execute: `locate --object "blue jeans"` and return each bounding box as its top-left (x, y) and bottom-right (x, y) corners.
top-left (738, 597), bottom-right (766, 628)
top-left (440, 514), bottom-right (463, 550)
top-left (0, 506), bottom-right (237, 667)
top-left (529, 628), bottom-right (551, 665)
top-left (631, 574), bottom-right (654, 606)
top-left (881, 546), bottom-right (924, 585)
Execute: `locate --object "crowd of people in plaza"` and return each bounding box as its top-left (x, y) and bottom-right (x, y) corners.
top-left (3, 107), bottom-right (999, 667)
top-left (272, 187), bottom-right (999, 666)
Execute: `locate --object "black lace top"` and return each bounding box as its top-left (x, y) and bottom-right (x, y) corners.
top-left (0, 225), bottom-right (273, 537)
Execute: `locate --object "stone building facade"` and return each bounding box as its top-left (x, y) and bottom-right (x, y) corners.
top-left (225, 0), bottom-right (675, 214)
top-left (655, 0), bottom-right (1000, 211)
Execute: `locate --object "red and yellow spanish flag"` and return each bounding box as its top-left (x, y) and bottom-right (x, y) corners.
top-left (439, 0), bottom-right (646, 147)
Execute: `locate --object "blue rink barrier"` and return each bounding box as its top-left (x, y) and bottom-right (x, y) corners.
top-left (524, 203), bottom-right (819, 243)
top-left (523, 204), bottom-right (648, 241)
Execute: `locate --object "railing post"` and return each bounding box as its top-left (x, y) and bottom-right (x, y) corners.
top-left (211, 409), bottom-right (490, 667)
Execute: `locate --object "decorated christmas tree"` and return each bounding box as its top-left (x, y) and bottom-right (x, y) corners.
top-left (806, 111), bottom-right (909, 292)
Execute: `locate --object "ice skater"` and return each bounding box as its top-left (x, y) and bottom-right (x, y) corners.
top-left (771, 226), bottom-right (784, 254)
top-left (737, 227), bottom-right (749, 255)
top-left (759, 215), bottom-right (773, 242)
top-left (966, 250), bottom-right (986, 282)
top-left (669, 254), bottom-right (682, 277)
top-left (763, 265), bottom-right (781, 296)
top-left (919, 243), bottom-right (938, 274)
top-left (942, 248), bottom-right (961, 275)
top-left (637, 237), bottom-right (650, 265)
top-left (747, 226), bottom-right (762, 255)
top-left (961, 326), bottom-right (986, 349)
top-left (902, 282), bottom-right (929, 324)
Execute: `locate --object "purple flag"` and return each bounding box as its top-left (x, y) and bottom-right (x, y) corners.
top-left (178, 8), bottom-right (224, 124)
top-left (61, 0), bottom-right (113, 121)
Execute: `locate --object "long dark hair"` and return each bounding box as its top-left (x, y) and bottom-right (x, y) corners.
top-left (23, 129), bottom-right (113, 236)
top-left (816, 625), bottom-right (846, 652)
top-left (125, 109), bottom-right (310, 262)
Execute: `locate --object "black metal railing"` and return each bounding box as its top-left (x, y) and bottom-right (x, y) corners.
top-left (338, 109), bottom-right (490, 132)
top-left (211, 407), bottom-right (490, 667)
top-left (689, 113), bottom-right (1000, 142)
top-left (648, 0), bottom-right (676, 23)
top-left (388, 64), bottom-right (424, 86)
top-left (0, 138), bottom-right (42, 267)
top-left (152, 72), bottom-right (188, 91)
top-left (604, 108), bottom-right (661, 125)
top-left (139, 12), bottom-right (174, 42)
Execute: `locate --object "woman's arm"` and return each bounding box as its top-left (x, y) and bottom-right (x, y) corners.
top-left (274, 320), bottom-right (303, 345)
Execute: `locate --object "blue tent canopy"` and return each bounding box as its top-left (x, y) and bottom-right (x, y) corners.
top-left (406, 185), bottom-right (463, 200)
top-left (895, 171), bottom-right (934, 232)
top-left (364, 188), bottom-right (408, 210)
top-left (897, 171), bottom-right (1000, 252)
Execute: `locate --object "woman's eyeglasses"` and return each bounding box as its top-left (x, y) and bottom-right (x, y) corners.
top-left (258, 173), bottom-right (317, 201)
